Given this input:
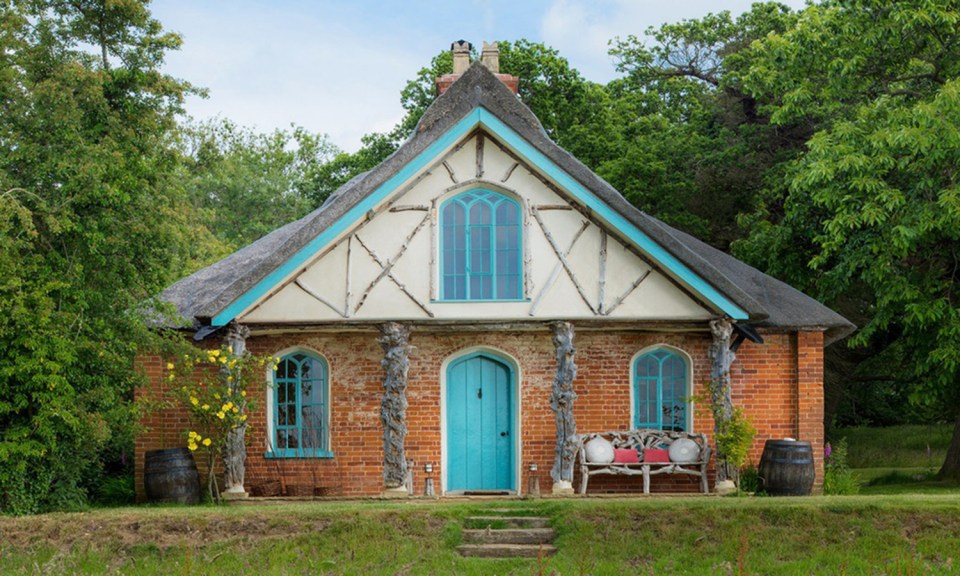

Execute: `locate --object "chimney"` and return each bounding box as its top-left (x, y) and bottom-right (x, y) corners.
top-left (436, 40), bottom-right (519, 96)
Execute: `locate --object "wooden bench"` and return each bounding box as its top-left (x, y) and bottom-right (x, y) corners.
top-left (577, 430), bottom-right (712, 494)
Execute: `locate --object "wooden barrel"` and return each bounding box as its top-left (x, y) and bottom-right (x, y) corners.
top-left (758, 439), bottom-right (815, 496)
top-left (144, 448), bottom-right (201, 504)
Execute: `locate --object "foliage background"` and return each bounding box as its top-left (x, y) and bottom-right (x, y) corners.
top-left (4, 0), bottom-right (960, 513)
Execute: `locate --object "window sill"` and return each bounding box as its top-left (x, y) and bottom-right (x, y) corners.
top-left (432, 298), bottom-right (531, 303)
top-left (263, 450), bottom-right (334, 459)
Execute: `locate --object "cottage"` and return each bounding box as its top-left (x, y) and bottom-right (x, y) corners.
top-left (135, 41), bottom-right (853, 500)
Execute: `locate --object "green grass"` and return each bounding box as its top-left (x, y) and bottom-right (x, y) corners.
top-left (833, 424), bottom-right (958, 496)
top-left (836, 424), bottom-right (952, 469)
top-left (2, 497), bottom-right (960, 575)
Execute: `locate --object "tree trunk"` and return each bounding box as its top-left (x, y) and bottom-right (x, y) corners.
top-left (938, 409), bottom-right (960, 481)
top-left (550, 321), bottom-right (578, 485)
top-left (709, 318), bottom-right (735, 483)
top-left (222, 323), bottom-right (249, 493)
top-left (379, 322), bottom-right (411, 489)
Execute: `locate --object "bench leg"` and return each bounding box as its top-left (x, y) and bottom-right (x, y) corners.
top-left (580, 468), bottom-right (588, 495)
top-left (701, 464), bottom-right (709, 493)
top-left (643, 465), bottom-right (650, 494)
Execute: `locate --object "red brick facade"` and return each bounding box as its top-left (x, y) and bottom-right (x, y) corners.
top-left (135, 327), bottom-right (826, 500)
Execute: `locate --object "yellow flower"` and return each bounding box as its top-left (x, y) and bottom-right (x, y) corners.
top-left (188, 431), bottom-right (197, 439)
top-left (240, 390), bottom-right (247, 397)
top-left (224, 401), bottom-right (233, 410)
top-left (202, 438), bottom-right (212, 447)
top-left (232, 406), bottom-right (239, 413)
top-left (210, 349), bottom-right (220, 357)
top-left (195, 358), bottom-right (201, 364)
top-left (187, 442), bottom-right (198, 451)
top-left (216, 411), bottom-right (225, 420)
top-left (227, 376), bottom-right (234, 383)
top-left (190, 397), bottom-right (199, 406)
top-left (202, 404), bottom-right (210, 411)
top-left (240, 414), bottom-right (248, 422)
top-left (228, 360), bottom-right (237, 368)
top-left (214, 393), bottom-right (220, 400)
top-left (167, 373), bottom-right (175, 381)
top-left (166, 362), bottom-right (174, 370)
top-left (219, 356), bottom-right (227, 364)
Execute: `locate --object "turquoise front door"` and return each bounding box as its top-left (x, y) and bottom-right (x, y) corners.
top-left (446, 353), bottom-right (515, 491)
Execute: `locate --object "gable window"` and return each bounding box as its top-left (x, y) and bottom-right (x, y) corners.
top-left (440, 189), bottom-right (522, 300)
top-left (634, 348), bottom-right (689, 431)
top-left (268, 351), bottom-right (332, 458)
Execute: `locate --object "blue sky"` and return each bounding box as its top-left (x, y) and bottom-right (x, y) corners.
top-left (151, 1), bottom-right (807, 152)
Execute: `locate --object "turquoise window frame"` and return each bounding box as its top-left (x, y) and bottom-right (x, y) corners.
top-left (265, 352), bottom-right (333, 459)
top-left (439, 189), bottom-right (523, 301)
top-left (633, 349), bottom-right (689, 431)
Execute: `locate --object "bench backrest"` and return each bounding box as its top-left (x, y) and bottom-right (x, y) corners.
top-left (577, 429), bottom-right (711, 463)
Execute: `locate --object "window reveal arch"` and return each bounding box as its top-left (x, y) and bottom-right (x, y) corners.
top-left (270, 351), bottom-right (331, 457)
top-left (633, 348), bottom-right (690, 431)
top-left (440, 190), bottom-right (522, 300)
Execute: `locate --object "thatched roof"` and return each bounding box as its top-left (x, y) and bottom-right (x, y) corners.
top-left (160, 62), bottom-right (854, 344)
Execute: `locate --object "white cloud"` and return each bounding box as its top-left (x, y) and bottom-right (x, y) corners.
top-left (158, 3), bottom-right (418, 151)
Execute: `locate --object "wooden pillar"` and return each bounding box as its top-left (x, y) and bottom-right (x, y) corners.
top-left (222, 323), bottom-right (250, 497)
top-left (708, 318), bottom-right (735, 487)
top-left (549, 321), bottom-right (578, 494)
top-left (379, 322), bottom-right (411, 496)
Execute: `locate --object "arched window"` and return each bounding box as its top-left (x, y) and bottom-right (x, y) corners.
top-left (440, 190), bottom-right (522, 300)
top-left (634, 348), bottom-right (689, 431)
top-left (269, 351), bottom-right (331, 458)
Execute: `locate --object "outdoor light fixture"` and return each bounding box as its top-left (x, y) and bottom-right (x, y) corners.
top-left (529, 462), bottom-right (538, 472)
top-left (424, 463), bottom-right (433, 473)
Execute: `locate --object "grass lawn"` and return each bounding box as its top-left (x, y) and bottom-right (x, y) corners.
top-left (2, 496), bottom-right (959, 575)
top-left (834, 424), bottom-right (959, 495)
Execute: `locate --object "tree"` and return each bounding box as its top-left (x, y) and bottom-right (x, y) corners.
top-left (178, 119), bottom-right (339, 250)
top-left (736, 0), bottom-right (960, 478)
top-left (0, 0), bottom-right (196, 513)
top-left (606, 3), bottom-right (803, 248)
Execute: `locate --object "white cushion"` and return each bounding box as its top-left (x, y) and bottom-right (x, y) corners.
top-left (668, 438), bottom-right (701, 464)
top-left (584, 437), bottom-right (615, 464)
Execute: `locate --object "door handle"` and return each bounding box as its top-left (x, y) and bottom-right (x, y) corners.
top-left (500, 431), bottom-right (509, 437)
top-left (477, 388), bottom-right (482, 399)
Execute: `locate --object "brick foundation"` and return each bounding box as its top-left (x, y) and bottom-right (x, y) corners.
top-left (135, 327), bottom-right (826, 500)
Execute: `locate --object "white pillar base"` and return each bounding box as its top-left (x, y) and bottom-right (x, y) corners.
top-left (715, 479), bottom-right (737, 496)
top-left (552, 480), bottom-right (575, 496)
top-left (382, 486), bottom-right (410, 499)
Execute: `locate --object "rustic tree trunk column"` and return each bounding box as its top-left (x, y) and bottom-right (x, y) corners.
top-left (550, 321), bottom-right (578, 495)
top-left (379, 322), bottom-right (411, 497)
top-left (222, 323), bottom-right (250, 499)
top-left (709, 318), bottom-right (736, 493)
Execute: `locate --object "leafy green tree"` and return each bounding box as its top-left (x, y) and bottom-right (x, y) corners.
top-left (606, 3), bottom-right (803, 247)
top-left (0, 0), bottom-right (196, 513)
top-left (736, 0), bottom-right (960, 478)
top-left (179, 119), bottom-right (339, 250)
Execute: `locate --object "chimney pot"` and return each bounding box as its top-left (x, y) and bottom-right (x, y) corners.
top-left (451, 39), bottom-right (472, 75)
top-left (481, 41), bottom-right (500, 73)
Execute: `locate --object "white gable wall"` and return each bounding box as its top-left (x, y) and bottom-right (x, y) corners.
top-left (240, 132), bottom-right (713, 323)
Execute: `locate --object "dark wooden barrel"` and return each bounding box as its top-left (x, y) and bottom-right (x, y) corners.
top-left (144, 448), bottom-right (201, 504)
top-left (758, 439), bottom-right (815, 496)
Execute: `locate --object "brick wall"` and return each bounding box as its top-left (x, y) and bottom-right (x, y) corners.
top-left (134, 326), bottom-right (825, 499)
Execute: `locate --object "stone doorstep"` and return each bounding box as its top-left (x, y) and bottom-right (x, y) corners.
top-left (462, 527), bottom-right (555, 545)
top-left (464, 516), bottom-right (551, 528)
top-left (456, 543), bottom-right (557, 558)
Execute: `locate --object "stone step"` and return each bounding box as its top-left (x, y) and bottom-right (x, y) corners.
top-left (457, 543), bottom-right (557, 558)
top-left (464, 516), bottom-right (551, 529)
top-left (463, 527), bottom-right (555, 545)
top-left (486, 508), bottom-right (538, 514)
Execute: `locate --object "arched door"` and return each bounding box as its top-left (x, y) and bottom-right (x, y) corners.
top-left (446, 353), bottom-right (515, 491)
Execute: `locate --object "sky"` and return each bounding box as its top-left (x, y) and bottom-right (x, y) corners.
top-left (151, 0), bottom-right (808, 152)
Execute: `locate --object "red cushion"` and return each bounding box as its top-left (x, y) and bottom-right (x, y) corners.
top-left (643, 448), bottom-right (670, 463)
top-left (613, 448), bottom-right (639, 463)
